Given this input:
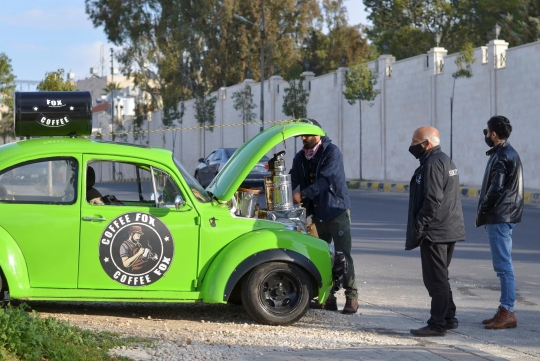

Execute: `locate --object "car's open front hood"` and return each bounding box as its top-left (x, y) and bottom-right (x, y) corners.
top-left (206, 121), bottom-right (325, 202)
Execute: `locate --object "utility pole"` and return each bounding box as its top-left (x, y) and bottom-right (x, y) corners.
top-left (110, 47), bottom-right (116, 180)
top-left (110, 47), bottom-right (115, 134)
top-left (259, 0), bottom-right (265, 133)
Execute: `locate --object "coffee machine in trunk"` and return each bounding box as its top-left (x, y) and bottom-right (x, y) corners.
top-left (263, 151), bottom-right (307, 232)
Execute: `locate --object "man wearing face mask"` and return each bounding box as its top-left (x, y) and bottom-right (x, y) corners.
top-left (290, 119), bottom-right (358, 314)
top-left (476, 115), bottom-right (523, 330)
top-left (406, 126), bottom-right (465, 337)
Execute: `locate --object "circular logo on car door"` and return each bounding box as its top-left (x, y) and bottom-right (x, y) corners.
top-left (99, 212), bottom-right (174, 286)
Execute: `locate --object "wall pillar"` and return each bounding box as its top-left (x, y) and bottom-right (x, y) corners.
top-left (427, 47), bottom-right (448, 128)
top-left (377, 54), bottom-right (395, 179)
top-left (335, 67), bottom-right (348, 151)
top-left (301, 71), bottom-right (315, 95)
top-left (269, 74), bottom-right (283, 124)
top-left (487, 39), bottom-right (509, 115)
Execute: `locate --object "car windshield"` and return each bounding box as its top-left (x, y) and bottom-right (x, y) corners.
top-left (258, 155), bottom-right (269, 163)
top-left (173, 156), bottom-right (212, 203)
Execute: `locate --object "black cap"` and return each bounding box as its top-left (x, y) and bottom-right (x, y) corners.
top-left (295, 119), bottom-right (323, 138)
top-left (305, 118), bottom-right (322, 129)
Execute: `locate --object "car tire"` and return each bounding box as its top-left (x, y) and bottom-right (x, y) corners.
top-left (241, 262), bottom-right (312, 326)
top-left (0, 269), bottom-right (6, 307)
top-left (227, 281), bottom-right (243, 306)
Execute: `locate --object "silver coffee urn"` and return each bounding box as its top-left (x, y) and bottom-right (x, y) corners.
top-left (271, 151), bottom-right (294, 210)
top-left (264, 151), bottom-right (307, 232)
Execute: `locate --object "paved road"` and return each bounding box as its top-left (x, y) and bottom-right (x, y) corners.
top-left (347, 190), bottom-right (540, 359)
top-left (237, 190), bottom-right (540, 361)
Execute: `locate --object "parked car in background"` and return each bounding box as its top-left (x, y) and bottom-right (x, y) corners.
top-left (195, 148), bottom-right (270, 188)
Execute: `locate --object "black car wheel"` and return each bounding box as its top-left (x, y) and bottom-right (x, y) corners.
top-left (241, 262), bottom-right (312, 326)
top-left (0, 269), bottom-right (7, 307)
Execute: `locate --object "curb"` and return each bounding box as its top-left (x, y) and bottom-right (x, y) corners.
top-left (346, 180), bottom-right (540, 204)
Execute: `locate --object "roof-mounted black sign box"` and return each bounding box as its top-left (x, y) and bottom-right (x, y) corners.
top-left (14, 91), bottom-right (92, 137)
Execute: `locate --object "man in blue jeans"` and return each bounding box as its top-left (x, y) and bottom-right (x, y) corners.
top-left (476, 115), bottom-right (524, 330)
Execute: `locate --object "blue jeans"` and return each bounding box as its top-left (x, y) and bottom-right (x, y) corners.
top-left (486, 223), bottom-right (516, 312)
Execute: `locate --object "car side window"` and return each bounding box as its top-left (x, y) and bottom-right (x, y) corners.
top-left (87, 161), bottom-right (183, 208)
top-left (213, 150), bottom-right (222, 161)
top-left (0, 158), bottom-right (78, 204)
top-left (204, 151), bottom-right (216, 163)
top-left (87, 161), bottom-right (153, 205)
top-left (151, 168), bottom-right (184, 208)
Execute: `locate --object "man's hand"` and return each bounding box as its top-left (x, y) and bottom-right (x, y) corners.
top-left (293, 191), bottom-right (302, 204)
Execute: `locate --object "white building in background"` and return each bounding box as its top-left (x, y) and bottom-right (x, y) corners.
top-left (84, 37), bottom-right (540, 189)
top-left (77, 73), bottom-right (143, 136)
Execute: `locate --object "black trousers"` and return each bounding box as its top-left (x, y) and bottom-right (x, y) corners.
top-left (420, 240), bottom-right (457, 331)
top-left (314, 210), bottom-right (358, 300)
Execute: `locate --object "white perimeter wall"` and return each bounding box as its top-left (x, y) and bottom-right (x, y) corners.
top-left (92, 38), bottom-right (540, 189)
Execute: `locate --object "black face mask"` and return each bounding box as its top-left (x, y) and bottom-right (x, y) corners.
top-left (483, 128), bottom-right (495, 147)
top-left (409, 142), bottom-right (426, 159)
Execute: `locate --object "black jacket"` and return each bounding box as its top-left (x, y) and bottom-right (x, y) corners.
top-left (476, 141), bottom-right (523, 226)
top-left (406, 146), bottom-right (465, 250)
top-left (290, 136), bottom-right (350, 223)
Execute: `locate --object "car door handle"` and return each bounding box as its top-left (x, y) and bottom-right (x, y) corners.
top-left (82, 216), bottom-right (107, 222)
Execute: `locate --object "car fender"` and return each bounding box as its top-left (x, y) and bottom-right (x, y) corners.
top-left (200, 229), bottom-right (333, 303)
top-left (0, 226), bottom-right (31, 297)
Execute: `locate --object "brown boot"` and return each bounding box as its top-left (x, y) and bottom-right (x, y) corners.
top-left (482, 306), bottom-right (502, 325)
top-left (485, 307), bottom-right (517, 329)
top-left (342, 298), bottom-right (358, 314)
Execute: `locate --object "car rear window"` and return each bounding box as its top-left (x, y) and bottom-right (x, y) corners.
top-left (224, 148), bottom-right (237, 158)
top-left (0, 157), bottom-right (78, 204)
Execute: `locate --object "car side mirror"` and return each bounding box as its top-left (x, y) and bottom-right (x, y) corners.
top-left (198, 158), bottom-right (205, 163)
top-left (175, 195), bottom-right (186, 210)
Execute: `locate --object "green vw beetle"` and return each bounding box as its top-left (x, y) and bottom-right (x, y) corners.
top-left (0, 92), bottom-right (337, 326)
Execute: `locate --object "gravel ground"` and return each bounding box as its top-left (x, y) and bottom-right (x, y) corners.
top-left (25, 292), bottom-right (417, 360)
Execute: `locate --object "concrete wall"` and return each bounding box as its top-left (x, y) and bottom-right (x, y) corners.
top-left (91, 38), bottom-right (540, 188)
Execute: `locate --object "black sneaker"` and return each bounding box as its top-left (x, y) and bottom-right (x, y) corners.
top-left (445, 321), bottom-right (458, 330)
top-left (324, 296), bottom-right (338, 311)
top-left (410, 326), bottom-right (447, 337)
top-left (310, 296), bottom-right (338, 311)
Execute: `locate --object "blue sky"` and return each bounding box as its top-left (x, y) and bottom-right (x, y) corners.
top-left (1, 1), bottom-right (369, 86)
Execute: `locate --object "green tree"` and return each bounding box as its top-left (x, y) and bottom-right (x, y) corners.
top-left (85, 0), bottom-right (323, 111)
top-left (0, 53), bottom-right (16, 144)
top-left (450, 42), bottom-right (476, 159)
top-left (343, 62), bottom-right (379, 180)
top-left (193, 90), bottom-right (217, 156)
top-left (302, 0), bottom-right (370, 75)
top-left (103, 82), bottom-right (121, 94)
top-left (132, 100), bottom-right (153, 144)
top-left (282, 64), bottom-right (309, 120)
top-left (163, 93), bottom-right (184, 153)
top-left (363, 0), bottom-right (522, 60)
top-left (36, 69), bottom-right (76, 91)
top-left (232, 86), bottom-right (257, 142)
top-left (501, 0), bottom-right (540, 46)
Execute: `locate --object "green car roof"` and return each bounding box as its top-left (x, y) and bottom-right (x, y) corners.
top-left (0, 138), bottom-right (173, 165)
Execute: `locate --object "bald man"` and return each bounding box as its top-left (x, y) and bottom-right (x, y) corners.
top-left (406, 126), bottom-right (465, 337)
